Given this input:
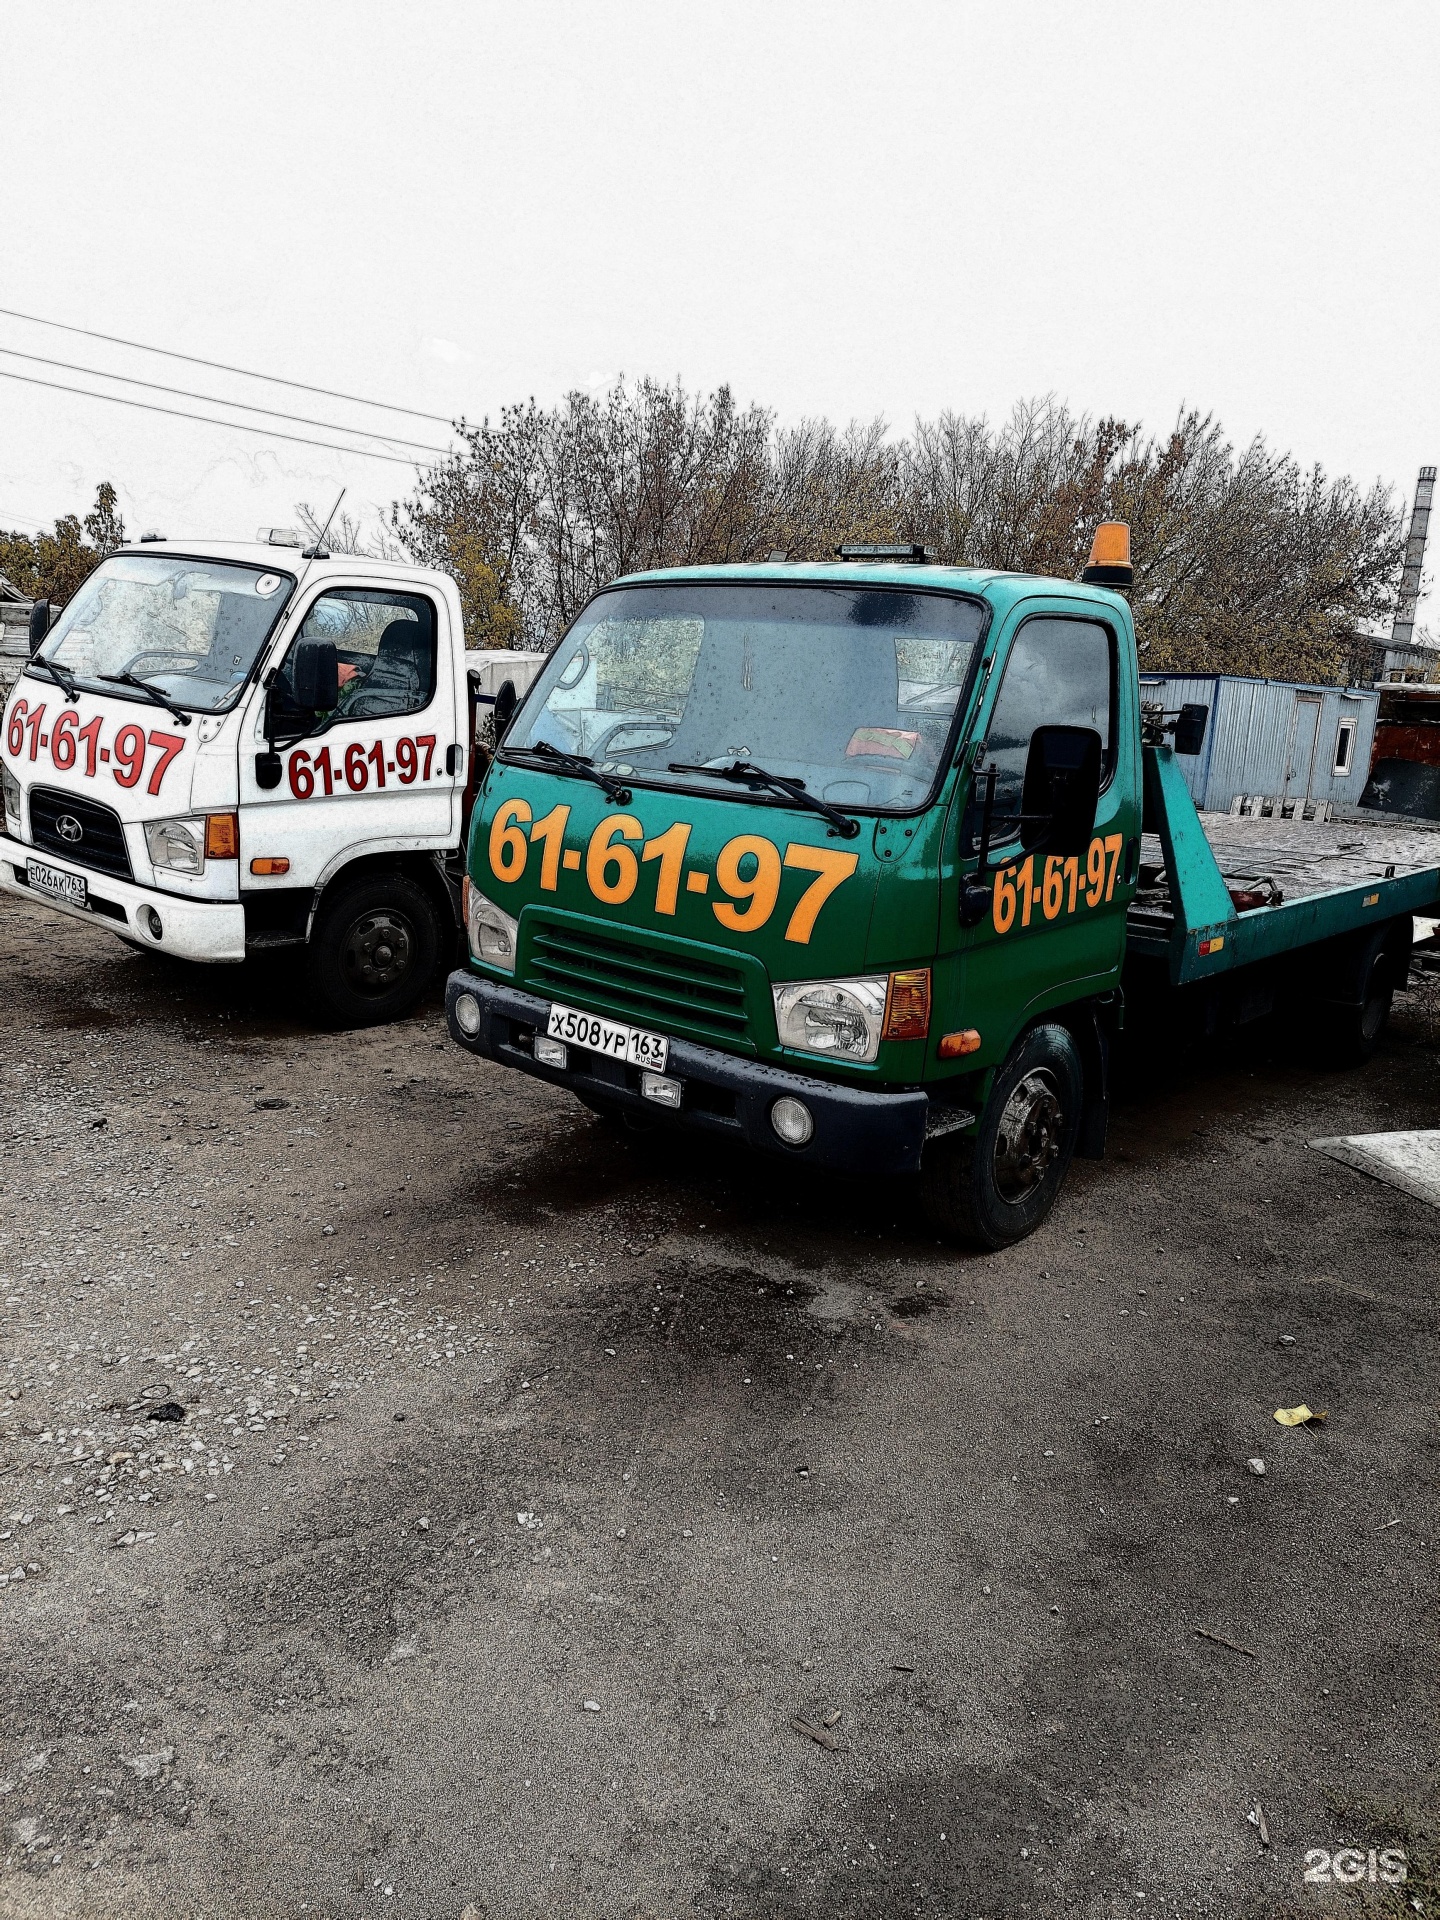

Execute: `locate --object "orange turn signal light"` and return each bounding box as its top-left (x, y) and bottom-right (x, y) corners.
top-left (938, 1028), bottom-right (982, 1058)
top-left (205, 812), bottom-right (239, 859)
top-left (882, 967), bottom-right (931, 1040)
top-left (1081, 520), bottom-right (1134, 588)
top-left (250, 856), bottom-right (290, 876)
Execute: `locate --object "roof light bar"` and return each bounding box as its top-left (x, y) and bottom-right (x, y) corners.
top-left (835, 542), bottom-right (936, 563)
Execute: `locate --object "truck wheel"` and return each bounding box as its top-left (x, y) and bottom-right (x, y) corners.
top-left (1306, 924), bottom-right (1402, 1068)
top-left (306, 873), bottom-right (441, 1028)
top-left (920, 1024), bottom-right (1083, 1249)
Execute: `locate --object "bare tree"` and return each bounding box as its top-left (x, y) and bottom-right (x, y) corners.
top-left (906, 401), bottom-right (1404, 681)
top-left (295, 502), bottom-right (371, 556)
top-left (393, 381), bottom-right (1405, 680)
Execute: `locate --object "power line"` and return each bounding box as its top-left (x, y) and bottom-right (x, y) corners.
top-left (0, 305), bottom-right (455, 426)
top-left (0, 367), bottom-right (439, 467)
top-left (0, 504), bottom-right (57, 531)
top-left (0, 345), bottom-right (450, 457)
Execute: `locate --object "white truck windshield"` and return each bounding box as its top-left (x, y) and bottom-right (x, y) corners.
top-left (31, 553), bottom-right (295, 714)
top-left (506, 582), bottom-right (986, 812)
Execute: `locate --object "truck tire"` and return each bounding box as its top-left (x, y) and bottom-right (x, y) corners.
top-left (305, 872), bottom-right (441, 1028)
top-left (1305, 922), bottom-right (1404, 1069)
top-left (920, 1023), bottom-right (1083, 1249)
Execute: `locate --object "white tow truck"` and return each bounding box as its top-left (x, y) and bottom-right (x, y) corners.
top-left (0, 535), bottom-right (542, 1024)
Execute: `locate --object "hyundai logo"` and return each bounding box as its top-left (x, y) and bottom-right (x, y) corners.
top-left (55, 814), bottom-right (83, 844)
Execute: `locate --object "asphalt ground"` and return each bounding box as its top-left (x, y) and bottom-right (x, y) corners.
top-left (0, 895), bottom-right (1436, 1920)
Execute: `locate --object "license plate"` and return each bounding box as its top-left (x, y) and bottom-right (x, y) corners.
top-left (545, 1002), bottom-right (669, 1071)
top-left (26, 858), bottom-right (87, 910)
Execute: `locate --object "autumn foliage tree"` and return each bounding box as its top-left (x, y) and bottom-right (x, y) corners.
top-left (397, 385), bottom-right (1405, 682)
top-left (0, 482), bottom-right (127, 606)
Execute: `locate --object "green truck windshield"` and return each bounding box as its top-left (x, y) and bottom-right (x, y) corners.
top-left (507, 582), bottom-right (986, 812)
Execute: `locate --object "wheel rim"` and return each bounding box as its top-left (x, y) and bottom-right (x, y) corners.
top-left (993, 1068), bottom-right (1065, 1204)
top-left (341, 908), bottom-right (415, 996)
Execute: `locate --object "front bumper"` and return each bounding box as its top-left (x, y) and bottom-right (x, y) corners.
top-left (0, 833), bottom-right (246, 963)
top-left (445, 970), bottom-right (937, 1177)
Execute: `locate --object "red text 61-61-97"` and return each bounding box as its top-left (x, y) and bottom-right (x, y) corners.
top-left (7, 700), bottom-right (186, 798)
top-left (286, 735), bottom-right (438, 798)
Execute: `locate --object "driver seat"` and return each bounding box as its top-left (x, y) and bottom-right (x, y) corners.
top-left (343, 616), bottom-right (435, 719)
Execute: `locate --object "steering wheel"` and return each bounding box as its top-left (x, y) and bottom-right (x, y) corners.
top-left (590, 717), bottom-right (678, 767)
top-left (118, 648), bottom-right (207, 676)
top-left (555, 643), bottom-right (591, 692)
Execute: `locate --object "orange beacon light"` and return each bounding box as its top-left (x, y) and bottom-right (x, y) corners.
top-left (1081, 522), bottom-right (1133, 588)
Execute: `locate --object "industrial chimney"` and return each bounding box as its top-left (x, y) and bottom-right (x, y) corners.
top-left (1391, 465), bottom-right (1436, 653)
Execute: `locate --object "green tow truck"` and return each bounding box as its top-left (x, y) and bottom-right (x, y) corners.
top-left (445, 530), bottom-right (1440, 1247)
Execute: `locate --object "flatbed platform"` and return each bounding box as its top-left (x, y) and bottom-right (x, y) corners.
top-left (1137, 809), bottom-right (1440, 916)
top-left (1128, 751), bottom-right (1440, 983)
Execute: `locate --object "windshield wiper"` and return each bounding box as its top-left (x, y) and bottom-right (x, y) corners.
top-left (98, 672), bottom-right (192, 726)
top-left (511, 740), bottom-right (631, 804)
top-left (668, 761), bottom-right (860, 839)
top-left (29, 657), bottom-right (81, 703)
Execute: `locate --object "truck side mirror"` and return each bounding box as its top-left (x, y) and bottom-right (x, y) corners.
top-left (291, 639), bottom-right (339, 712)
top-left (493, 679), bottom-right (518, 734)
top-left (1020, 725), bottom-right (1103, 857)
top-left (28, 602), bottom-right (51, 653)
top-left (1173, 703), bottom-right (1208, 755)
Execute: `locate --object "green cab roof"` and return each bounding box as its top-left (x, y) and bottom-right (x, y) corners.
top-left (609, 559), bottom-right (1129, 620)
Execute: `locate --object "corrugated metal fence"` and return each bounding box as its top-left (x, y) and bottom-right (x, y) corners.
top-left (1140, 675), bottom-right (1378, 813)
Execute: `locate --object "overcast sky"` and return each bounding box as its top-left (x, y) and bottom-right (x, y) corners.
top-left (3, 0), bottom-right (1437, 627)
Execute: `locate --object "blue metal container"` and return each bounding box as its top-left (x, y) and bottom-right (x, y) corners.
top-left (1139, 675), bottom-right (1378, 814)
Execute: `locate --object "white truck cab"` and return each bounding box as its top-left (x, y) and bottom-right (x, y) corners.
top-left (0, 538), bottom-right (542, 1024)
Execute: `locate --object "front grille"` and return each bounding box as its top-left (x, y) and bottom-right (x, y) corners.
top-left (29, 787), bottom-right (134, 880)
top-left (525, 913), bottom-right (752, 1048)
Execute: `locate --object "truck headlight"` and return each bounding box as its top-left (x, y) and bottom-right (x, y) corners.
top-left (465, 877), bottom-right (519, 972)
top-left (0, 761), bottom-right (19, 830)
top-left (773, 975), bottom-right (888, 1063)
top-left (144, 815), bottom-right (206, 874)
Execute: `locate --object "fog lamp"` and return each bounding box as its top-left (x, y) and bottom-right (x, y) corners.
top-left (770, 1096), bottom-right (814, 1146)
top-left (641, 1071), bottom-right (682, 1108)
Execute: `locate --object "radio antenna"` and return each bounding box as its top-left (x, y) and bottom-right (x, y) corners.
top-left (301, 488), bottom-right (346, 561)
top-left (258, 487), bottom-right (346, 680)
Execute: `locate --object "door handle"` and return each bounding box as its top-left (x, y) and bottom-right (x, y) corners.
top-left (446, 744), bottom-right (463, 777)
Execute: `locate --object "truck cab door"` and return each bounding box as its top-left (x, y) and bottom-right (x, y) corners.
top-left (956, 604), bottom-right (1139, 1032)
top-left (238, 582), bottom-right (460, 894)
